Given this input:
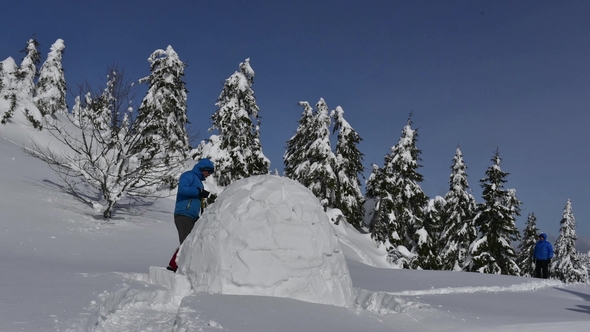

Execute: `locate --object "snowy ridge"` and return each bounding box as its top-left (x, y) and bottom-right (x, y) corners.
top-left (385, 278), bottom-right (564, 296)
top-left (328, 209), bottom-right (392, 268)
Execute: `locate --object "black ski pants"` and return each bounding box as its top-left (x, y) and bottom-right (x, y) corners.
top-left (535, 259), bottom-right (550, 279)
top-left (174, 214), bottom-right (197, 244)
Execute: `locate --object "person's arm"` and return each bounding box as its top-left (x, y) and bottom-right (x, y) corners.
top-left (177, 173), bottom-right (202, 197)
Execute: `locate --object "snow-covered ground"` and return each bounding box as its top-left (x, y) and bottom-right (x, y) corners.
top-left (1, 118), bottom-right (590, 332)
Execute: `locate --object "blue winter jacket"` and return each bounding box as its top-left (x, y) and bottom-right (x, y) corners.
top-left (174, 159), bottom-right (215, 220)
top-left (534, 233), bottom-right (554, 261)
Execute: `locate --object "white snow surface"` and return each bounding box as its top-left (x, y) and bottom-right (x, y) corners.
top-left (1, 115), bottom-right (590, 331)
top-left (177, 175), bottom-right (354, 307)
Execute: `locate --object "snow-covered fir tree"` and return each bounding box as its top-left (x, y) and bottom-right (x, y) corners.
top-left (284, 99), bottom-right (337, 206)
top-left (15, 38), bottom-right (40, 98)
top-left (366, 135), bottom-right (403, 249)
top-left (365, 163), bottom-right (390, 243)
top-left (367, 116), bottom-right (432, 269)
top-left (0, 62), bottom-right (4, 92)
top-left (133, 45), bottom-right (190, 186)
top-left (466, 150), bottom-right (521, 275)
top-left (303, 98), bottom-right (337, 206)
top-left (284, 101), bottom-right (314, 185)
top-left (0, 58), bottom-right (16, 96)
top-left (425, 196), bottom-right (446, 242)
top-left (578, 251), bottom-right (590, 275)
top-left (34, 39), bottom-right (67, 115)
top-left (439, 147), bottom-right (478, 271)
top-left (0, 58), bottom-right (18, 123)
top-left (194, 58), bottom-right (269, 187)
top-left (1, 38), bottom-right (43, 127)
top-left (331, 106), bottom-right (365, 228)
top-left (551, 199), bottom-right (588, 283)
top-left (516, 213), bottom-right (540, 277)
top-left (423, 196), bottom-right (445, 269)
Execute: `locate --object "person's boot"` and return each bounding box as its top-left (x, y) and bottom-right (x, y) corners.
top-left (167, 248), bottom-right (179, 272)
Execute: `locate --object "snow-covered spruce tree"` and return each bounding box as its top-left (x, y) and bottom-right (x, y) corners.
top-left (439, 147), bottom-right (478, 271)
top-left (0, 62), bottom-right (4, 92)
top-left (304, 98), bottom-right (338, 207)
top-left (284, 101), bottom-right (315, 185)
top-left (0, 60), bottom-right (8, 118)
top-left (0, 57), bottom-right (15, 98)
top-left (34, 39), bottom-right (67, 116)
top-left (424, 196), bottom-right (445, 269)
top-left (551, 199), bottom-right (588, 283)
top-left (0, 59), bottom-right (18, 124)
top-left (133, 45), bottom-right (190, 187)
top-left (365, 163), bottom-right (390, 243)
top-left (284, 98), bottom-right (337, 207)
top-left (396, 121), bottom-right (434, 270)
top-left (366, 129), bottom-right (403, 247)
top-left (466, 150), bottom-right (521, 275)
top-left (369, 116), bottom-right (432, 269)
top-left (2, 38), bottom-right (43, 127)
top-left (194, 58), bottom-right (269, 188)
top-left (578, 251), bottom-right (590, 274)
top-left (15, 38), bottom-right (40, 98)
top-left (516, 213), bottom-right (540, 277)
top-left (331, 105), bottom-right (364, 227)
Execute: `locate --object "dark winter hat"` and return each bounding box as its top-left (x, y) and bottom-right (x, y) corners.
top-left (196, 158), bottom-right (215, 173)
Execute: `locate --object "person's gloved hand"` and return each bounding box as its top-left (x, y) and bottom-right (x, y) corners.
top-left (200, 189), bottom-right (210, 198)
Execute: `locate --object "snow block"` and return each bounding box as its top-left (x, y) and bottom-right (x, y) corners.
top-left (176, 175), bottom-right (354, 307)
top-left (149, 266), bottom-right (175, 288)
top-left (148, 266), bottom-right (192, 298)
top-left (354, 288), bottom-right (425, 314)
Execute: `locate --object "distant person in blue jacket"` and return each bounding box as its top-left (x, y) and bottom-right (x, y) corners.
top-left (533, 233), bottom-right (554, 279)
top-left (167, 158), bottom-right (215, 272)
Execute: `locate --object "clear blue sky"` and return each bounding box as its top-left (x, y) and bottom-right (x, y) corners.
top-left (2, 0), bottom-right (590, 245)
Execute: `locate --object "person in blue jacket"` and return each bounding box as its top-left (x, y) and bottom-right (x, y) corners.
top-left (533, 233), bottom-right (554, 279)
top-left (167, 158), bottom-right (215, 272)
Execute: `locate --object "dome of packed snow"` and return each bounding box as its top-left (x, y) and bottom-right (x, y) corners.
top-left (176, 175), bottom-right (354, 307)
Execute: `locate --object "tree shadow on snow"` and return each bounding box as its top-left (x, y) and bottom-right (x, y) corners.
top-left (40, 179), bottom-right (170, 221)
top-left (554, 287), bottom-right (590, 302)
top-left (40, 179), bottom-right (98, 202)
top-left (554, 287), bottom-right (590, 315)
top-left (565, 305), bottom-right (590, 315)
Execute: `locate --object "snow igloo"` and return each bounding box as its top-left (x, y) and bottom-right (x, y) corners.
top-left (176, 175), bottom-right (354, 307)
